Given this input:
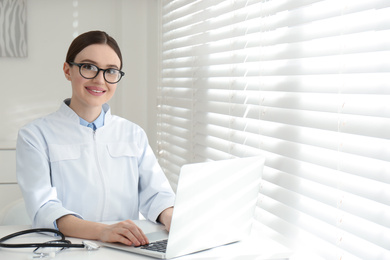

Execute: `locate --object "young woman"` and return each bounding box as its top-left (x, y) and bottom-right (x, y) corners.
top-left (16, 31), bottom-right (175, 247)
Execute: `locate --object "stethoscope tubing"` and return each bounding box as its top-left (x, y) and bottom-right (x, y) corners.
top-left (0, 228), bottom-right (85, 249)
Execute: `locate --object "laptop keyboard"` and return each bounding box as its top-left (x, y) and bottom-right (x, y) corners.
top-left (139, 239), bottom-right (168, 253)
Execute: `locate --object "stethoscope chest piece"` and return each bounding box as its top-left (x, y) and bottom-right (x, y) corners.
top-left (82, 240), bottom-right (100, 250)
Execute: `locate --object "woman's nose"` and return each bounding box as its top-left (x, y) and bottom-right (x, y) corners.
top-left (93, 70), bottom-right (105, 83)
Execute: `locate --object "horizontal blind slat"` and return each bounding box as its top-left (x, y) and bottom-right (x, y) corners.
top-left (158, 1), bottom-right (390, 259)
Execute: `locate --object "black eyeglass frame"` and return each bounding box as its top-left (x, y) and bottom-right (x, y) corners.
top-left (68, 61), bottom-right (125, 84)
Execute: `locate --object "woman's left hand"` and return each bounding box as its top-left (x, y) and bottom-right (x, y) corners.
top-left (158, 207), bottom-right (174, 232)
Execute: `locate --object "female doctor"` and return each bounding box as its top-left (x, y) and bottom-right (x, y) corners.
top-left (16, 30), bottom-right (175, 247)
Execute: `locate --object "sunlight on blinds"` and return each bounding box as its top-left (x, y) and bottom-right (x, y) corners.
top-left (157, 0), bottom-right (390, 259)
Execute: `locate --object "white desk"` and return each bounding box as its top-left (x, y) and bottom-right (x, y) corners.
top-left (0, 221), bottom-right (291, 260)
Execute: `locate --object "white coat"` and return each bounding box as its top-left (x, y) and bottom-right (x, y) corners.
top-left (16, 99), bottom-right (175, 229)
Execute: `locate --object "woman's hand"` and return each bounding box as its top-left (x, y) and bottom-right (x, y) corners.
top-left (158, 207), bottom-right (174, 232)
top-left (57, 215), bottom-right (149, 247)
top-left (99, 220), bottom-right (149, 246)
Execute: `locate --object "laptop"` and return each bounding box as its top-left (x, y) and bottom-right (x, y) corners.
top-left (102, 156), bottom-right (265, 259)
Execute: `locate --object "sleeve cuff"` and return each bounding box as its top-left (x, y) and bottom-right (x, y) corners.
top-left (149, 198), bottom-right (175, 223)
top-left (33, 201), bottom-right (83, 229)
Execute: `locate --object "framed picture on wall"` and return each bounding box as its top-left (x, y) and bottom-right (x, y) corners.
top-left (0, 0), bottom-right (27, 58)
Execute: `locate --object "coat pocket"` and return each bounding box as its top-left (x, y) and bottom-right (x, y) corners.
top-left (107, 143), bottom-right (140, 158)
top-left (48, 144), bottom-right (81, 162)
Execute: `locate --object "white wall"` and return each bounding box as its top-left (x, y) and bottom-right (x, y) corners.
top-left (0, 0), bottom-right (158, 213)
top-left (116, 0), bottom-right (159, 150)
top-left (0, 0), bottom-right (158, 149)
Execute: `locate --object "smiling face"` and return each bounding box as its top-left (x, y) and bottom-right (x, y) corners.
top-left (63, 43), bottom-right (121, 121)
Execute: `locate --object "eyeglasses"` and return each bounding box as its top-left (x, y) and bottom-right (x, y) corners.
top-left (68, 62), bottom-right (125, 84)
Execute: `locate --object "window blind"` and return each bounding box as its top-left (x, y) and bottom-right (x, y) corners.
top-left (157, 0), bottom-right (390, 259)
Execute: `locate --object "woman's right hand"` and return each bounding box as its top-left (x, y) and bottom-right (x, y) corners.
top-left (99, 219), bottom-right (149, 246)
top-left (57, 215), bottom-right (149, 247)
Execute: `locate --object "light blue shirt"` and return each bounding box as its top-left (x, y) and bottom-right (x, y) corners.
top-left (79, 108), bottom-right (105, 131)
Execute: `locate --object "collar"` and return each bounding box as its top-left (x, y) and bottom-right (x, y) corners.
top-left (60, 98), bottom-right (112, 127)
top-left (79, 108), bottom-right (105, 130)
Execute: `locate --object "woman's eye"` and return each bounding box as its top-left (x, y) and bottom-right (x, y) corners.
top-left (82, 64), bottom-right (97, 71)
top-left (106, 68), bottom-right (119, 75)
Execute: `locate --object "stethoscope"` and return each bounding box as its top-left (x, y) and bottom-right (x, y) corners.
top-left (0, 228), bottom-right (100, 258)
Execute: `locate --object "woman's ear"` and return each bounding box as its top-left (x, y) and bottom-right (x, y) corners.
top-left (63, 62), bottom-right (71, 81)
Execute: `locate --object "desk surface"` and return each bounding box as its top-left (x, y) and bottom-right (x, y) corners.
top-left (0, 221), bottom-right (291, 260)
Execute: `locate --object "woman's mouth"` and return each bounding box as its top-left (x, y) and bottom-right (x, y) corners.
top-left (85, 86), bottom-right (106, 96)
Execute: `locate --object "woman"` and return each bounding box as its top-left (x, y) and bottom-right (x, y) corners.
top-left (16, 30), bottom-right (175, 247)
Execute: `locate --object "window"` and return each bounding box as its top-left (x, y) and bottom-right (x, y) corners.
top-left (157, 1), bottom-right (390, 259)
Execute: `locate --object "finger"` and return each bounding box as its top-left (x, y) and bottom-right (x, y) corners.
top-left (122, 220), bottom-right (149, 244)
top-left (135, 225), bottom-right (149, 244)
top-left (127, 225), bottom-right (150, 245)
top-left (121, 227), bottom-right (143, 246)
top-left (109, 232), bottom-right (133, 246)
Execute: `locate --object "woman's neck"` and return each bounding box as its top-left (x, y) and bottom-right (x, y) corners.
top-left (69, 100), bottom-right (102, 123)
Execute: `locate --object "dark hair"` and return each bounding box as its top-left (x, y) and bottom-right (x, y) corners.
top-left (65, 30), bottom-right (123, 69)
